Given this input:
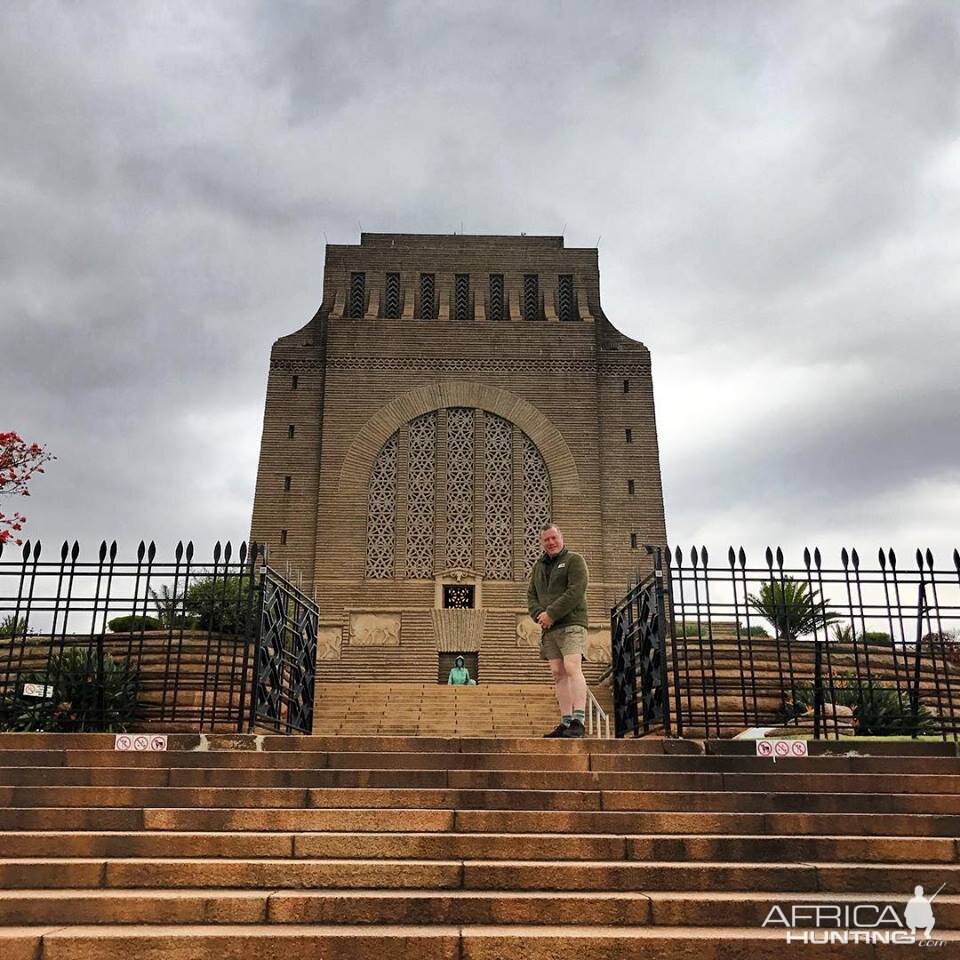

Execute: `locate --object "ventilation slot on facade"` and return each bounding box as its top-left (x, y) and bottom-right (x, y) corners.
top-left (420, 273), bottom-right (435, 319)
top-left (454, 274), bottom-right (470, 321)
top-left (558, 274), bottom-right (574, 321)
top-left (523, 274), bottom-right (540, 321)
top-left (349, 272), bottom-right (366, 319)
top-left (488, 274), bottom-right (504, 321)
top-left (384, 272), bottom-right (401, 319)
top-left (291, 375), bottom-right (299, 390)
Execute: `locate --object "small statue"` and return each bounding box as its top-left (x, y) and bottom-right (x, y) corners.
top-left (447, 655), bottom-right (476, 685)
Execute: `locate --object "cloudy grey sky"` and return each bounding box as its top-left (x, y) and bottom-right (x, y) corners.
top-left (2, 0), bottom-right (958, 568)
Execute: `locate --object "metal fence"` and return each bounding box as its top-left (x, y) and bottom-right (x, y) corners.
top-left (612, 545), bottom-right (960, 740)
top-left (0, 539), bottom-right (318, 734)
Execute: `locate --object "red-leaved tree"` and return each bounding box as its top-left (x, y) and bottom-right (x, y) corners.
top-left (0, 432), bottom-right (55, 546)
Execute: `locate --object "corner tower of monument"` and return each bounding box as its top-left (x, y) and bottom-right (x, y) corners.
top-left (251, 233), bottom-right (667, 679)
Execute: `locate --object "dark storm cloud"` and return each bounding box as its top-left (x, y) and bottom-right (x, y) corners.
top-left (0, 0), bottom-right (957, 563)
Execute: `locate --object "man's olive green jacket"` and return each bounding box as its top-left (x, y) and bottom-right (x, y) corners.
top-left (527, 547), bottom-right (589, 629)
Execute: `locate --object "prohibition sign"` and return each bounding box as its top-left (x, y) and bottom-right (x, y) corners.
top-left (756, 740), bottom-right (773, 757)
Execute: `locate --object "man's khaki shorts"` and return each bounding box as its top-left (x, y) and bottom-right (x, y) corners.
top-left (540, 624), bottom-right (588, 661)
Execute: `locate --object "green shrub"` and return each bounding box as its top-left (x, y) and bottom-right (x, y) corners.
top-left (107, 614), bottom-right (162, 633)
top-left (779, 672), bottom-right (934, 737)
top-left (0, 614), bottom-right (31, 639)
top-left (184, 574), bottom-right (256, 635)
top-left (0, 647), bottom-right (140, 732)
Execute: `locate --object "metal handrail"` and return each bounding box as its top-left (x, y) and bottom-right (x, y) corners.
top-left (586, 687), bottom-right (611, 738)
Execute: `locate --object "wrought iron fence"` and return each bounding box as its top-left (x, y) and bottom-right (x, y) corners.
top-left (612, 545), bottom-right (960, 740)
top-left (0, 539), bottom-right (318, 734)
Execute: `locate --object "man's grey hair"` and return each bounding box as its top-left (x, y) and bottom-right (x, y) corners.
top-left (540, 523), bottom-right (561, 535)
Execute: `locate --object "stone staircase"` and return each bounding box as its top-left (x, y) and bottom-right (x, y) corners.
top-left (311, 682), bottom-right (614, 737)
top-left (0, 732), bottom-right (959, 957)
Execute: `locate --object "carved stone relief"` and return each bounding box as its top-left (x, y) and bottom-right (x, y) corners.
top-left (316, 626), bottom-right (343, 661)
top-left (516, 614), bottom-right (542, 648)
top-left (349, 612), bottom-right (402, 646)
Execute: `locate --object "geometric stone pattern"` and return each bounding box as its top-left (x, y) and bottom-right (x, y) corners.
top-left (364, 408), bottom-right (552, 580)
top-left (364, 432), bottom-right (398, 580)
top-left (522, 434), bottom-right (552, 576)
top-left (483, 413), bottom-right (513, 580)
top-left (405, 412), bottom-right (436, 579)
top-left (444, 407), bottom-right (475, 570)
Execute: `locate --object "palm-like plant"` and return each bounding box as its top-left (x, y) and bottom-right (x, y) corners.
top-left (748, 577), bottom-right (839, 640)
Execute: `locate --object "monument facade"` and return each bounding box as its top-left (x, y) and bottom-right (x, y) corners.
top-left (250, 233), bottom-right (667, 682)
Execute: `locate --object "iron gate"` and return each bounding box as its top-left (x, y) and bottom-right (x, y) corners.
top-left (610, 547), bottom-right (671, 737)
top-left (250, 566), bottom-right (318, 734)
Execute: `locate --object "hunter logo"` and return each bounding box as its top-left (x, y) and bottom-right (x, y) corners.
top-left (762, 884), bottom-right (946, 946)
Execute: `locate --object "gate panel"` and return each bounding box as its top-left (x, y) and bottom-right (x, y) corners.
top-left (251, 568), bottom-right (318, 734)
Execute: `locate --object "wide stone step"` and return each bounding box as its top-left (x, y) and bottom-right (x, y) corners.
top-left (2, 748), bottom-right (958, 775)
top-left (2, 785), bottom-right (958, 813)
top-left (5, 805), bottom-right (960, 837)
top-left (5, 767), bottom-right (960, 797)
top-left (3, 857), bottom-right (960, 894)
top-left (2, 888), bottom-right (959, 928)
top-left (1, 831), bottom-right (955, 863)
top-left (12, 923), bottom-right (960, 960)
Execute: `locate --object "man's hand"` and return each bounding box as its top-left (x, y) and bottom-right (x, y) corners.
top-left (536, 611), bottom-right (554, 630)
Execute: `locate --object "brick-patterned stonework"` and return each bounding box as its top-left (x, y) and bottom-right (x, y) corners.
top-left (250, 233), bottom-right (667, 683)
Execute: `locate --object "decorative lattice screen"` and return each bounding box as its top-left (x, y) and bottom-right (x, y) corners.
top-left (384, 272), bottom-right (401, 319)
top-left (454, 274), bottom-right (470, 321)
top-left (488, 274), bottom-right (504, 321)
top-left (558, 274), bottom-right (574, 321)
top-left (445, 408), bottom-right (475, 569)
top-left (349, 272), bottom-right (366, 319)
top-left (365, 410), bottom-right (552, 581)
top-left (483, 414), bottom-right (513, 579)
top-left (523, 434), bottom-right (552, 574)
top-left (364, 432), bottom-right (398, 578)
top-left (405, 413), bottom-right (436, 578)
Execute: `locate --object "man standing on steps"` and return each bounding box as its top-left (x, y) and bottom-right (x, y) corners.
top-left (527, 523), bottom-right (589, 738)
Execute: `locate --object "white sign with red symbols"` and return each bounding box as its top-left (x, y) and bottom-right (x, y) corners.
top-left (115, 734), bottom-right (167, 751)
top-left (756, 739), bottom-right (807, 763)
